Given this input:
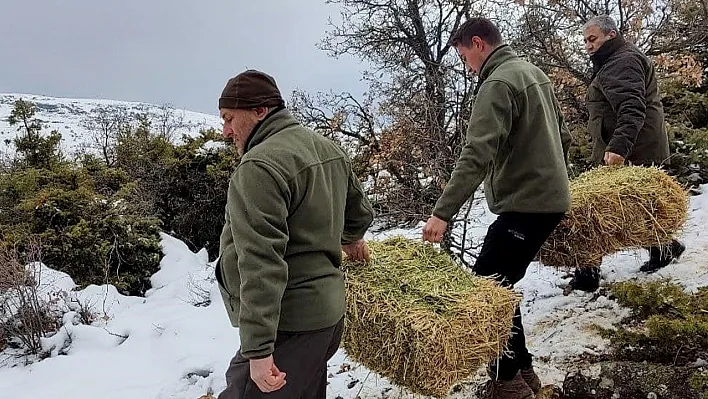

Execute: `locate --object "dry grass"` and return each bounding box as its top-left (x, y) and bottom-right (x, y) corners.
top-left (538, 165), bottom-right (689, 268)
top-left (0, 237), bottom-right (56, 355)
top-left (342, 237), bottom-right (520, 398)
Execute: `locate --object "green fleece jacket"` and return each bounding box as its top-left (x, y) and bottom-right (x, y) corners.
top-left (433, 45), bottom-right (572, 221)
top-left (216, 107), bottom-right (374, 359)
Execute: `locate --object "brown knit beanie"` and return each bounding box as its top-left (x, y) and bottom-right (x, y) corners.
top-left (218, 69), bottom-right (285, 109)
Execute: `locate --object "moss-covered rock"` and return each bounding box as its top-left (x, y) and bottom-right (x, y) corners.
top-left (598, 281), bottom-right (708, 365)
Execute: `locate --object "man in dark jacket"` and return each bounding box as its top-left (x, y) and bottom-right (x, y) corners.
top-left (215, 69), bottom-right (375, 399)
top-left (564, 15), bottom-right (685, 295)
top-left (423, 18), bottom-right (571, 399)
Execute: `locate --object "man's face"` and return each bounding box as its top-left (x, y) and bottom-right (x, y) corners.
top-left (220, 108), bottom-right (265, 156)
top-left (583, 25), bottom-right (617, 56)
top-left (455, 37), bottom-right (485, 75)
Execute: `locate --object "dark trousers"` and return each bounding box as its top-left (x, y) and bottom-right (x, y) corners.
top-left (472, 212), bottom-right (565, 381)
top-left (218, 318), bottom-right (344, 399)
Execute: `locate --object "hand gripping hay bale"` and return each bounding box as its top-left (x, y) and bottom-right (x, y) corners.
top-left (538, 165), bottom-right (689, 269)
top-left (341, 237), bottom-right (521, 398)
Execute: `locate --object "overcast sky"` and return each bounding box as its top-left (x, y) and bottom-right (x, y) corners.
top-left (0, 0), bottom-right (367, 115)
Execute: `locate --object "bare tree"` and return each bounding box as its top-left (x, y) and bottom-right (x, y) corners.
top-left (290, 89), bottom-right (380, 153)
top-left (503, 0), bottom-right (708, 127)
top-left (153, 103), bottom-right (188, 143)
top-left (295, 0), bottom-right (483, 235)
top-left (290, 0), bottom-right (538, 264)
top-left (81, 105), bottom-right (130, 166)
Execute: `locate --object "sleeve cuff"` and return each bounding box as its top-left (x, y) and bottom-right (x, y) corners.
top-left (432, 209), bottom-right (452, 223)
top-left (607, 138), bottom-right (632, 159)
top-left (240, 346), bottom-right (274, 360)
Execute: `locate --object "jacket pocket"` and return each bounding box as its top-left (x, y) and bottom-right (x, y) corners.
top-left (586, 101), bottom-right (606, 141)
top-left (488, 162), bottom-right (497, 205)
top-left (215, 256), bottom-right (236, 312)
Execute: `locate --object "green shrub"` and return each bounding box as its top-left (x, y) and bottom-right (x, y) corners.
top-left (0, 165), bottom-right (162, 295)
top-left (662, 82), bottom-right (708, 129)
top-left (665, 123), bottom-right (708, 186)
top-left (567, 126), bottom-right (596, 177)
top-left (599, 281), bottom-right (708, 365)
top-left (610, 280), bottom-right (692, 320)
top-left (117, 128), bottom-right (239, 258)
top-left (0, 100), bottom-right (242, 296)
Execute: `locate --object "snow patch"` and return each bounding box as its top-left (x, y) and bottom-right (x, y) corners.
top-left (0, 185), bottom-right (706, 398)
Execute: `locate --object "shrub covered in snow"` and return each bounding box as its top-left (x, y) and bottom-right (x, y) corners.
top-left (0, 100), bottom-right (239, 297)
top-left (115, 127), bottom-right (239, 258)
top-left (0, 164), bottom-right (162, 296)
top-left (665, 124), bottom-right (708, 187)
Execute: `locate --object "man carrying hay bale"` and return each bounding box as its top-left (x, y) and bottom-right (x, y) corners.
top-left (214, 69), bottom-right (375, 399)
top-left (423, 18), bottom-right (571, 399)
top-left (564, 15), bottom-right (686, 295)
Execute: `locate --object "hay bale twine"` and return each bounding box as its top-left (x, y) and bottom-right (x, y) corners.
top-left (538, 165), bottom-right (689, 269)
top-left (342, 237), bottom-right (520, 398)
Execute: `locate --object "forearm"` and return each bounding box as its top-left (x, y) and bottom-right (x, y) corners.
top-left (228, 161), bottom-right (291, 359)
top-left (237, 254), bottom-right (288, 358)
top-left (342, 166), bottom-right (375, 244)
top-left (432, 150), bottom-right (487, 222)
top-left (432, 80), bottom-right (512, 221)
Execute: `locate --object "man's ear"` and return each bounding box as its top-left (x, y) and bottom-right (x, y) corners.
top-left (254, 107), bottom-right (270, 120)
top-left (472, 36), bottom-right (482, 49)
top-left (609, 30), bottom-right (618, 38)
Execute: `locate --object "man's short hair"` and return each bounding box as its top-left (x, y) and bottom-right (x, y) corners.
top-left (448, 17), bottom-right (503, 48)
top-left (584, 15), bottom-right (618, 34)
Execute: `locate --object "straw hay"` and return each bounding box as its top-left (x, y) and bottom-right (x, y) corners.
top-left (538, 165), bottom-right (689, 269)
top-left (341, 237), bottom-right (521, 398)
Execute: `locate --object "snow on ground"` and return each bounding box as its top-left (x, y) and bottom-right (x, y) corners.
top-left (196, 140), bottom-right (228, 156)
top-left (0, 185), bottom-right (706, 399)
top-left (0, 93), bottom-right (223, 158)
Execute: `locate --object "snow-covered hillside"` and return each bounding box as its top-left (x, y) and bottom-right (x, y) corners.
top-left (0, 93), bottom-right (222, 158)
top-left (0, 183), bottom-right (706, 399)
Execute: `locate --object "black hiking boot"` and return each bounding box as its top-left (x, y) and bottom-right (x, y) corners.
top-left (640, 239), bottom-right (686, 273)
top-left (562, 266), bottom-right (601, 296)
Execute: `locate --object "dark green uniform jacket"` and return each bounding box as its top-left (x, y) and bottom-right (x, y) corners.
top-left (433, 45), bottom-right (572, 221)
top-left (216, 107), bottom-right (374, 359)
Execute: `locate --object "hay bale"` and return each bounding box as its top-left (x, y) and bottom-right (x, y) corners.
top-left (342, 237), bottom-right (520, 398)
top-left (538, 165), bottom-right (689, 268)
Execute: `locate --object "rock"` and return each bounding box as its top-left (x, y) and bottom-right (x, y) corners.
top-left (536, 385), bottom-right (564, 399)
top-left (687, 172), bottom-right (702, 183)
top-left (563, 361), bottom-right (707, 399)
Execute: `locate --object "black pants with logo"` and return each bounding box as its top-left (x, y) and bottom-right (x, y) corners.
top-left (472, 212), bottom-right (565, 381)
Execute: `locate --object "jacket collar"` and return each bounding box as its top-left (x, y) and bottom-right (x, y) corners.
top-left (474, 44), bottom-right (517, 94)
top-left (590, 35), bottom-right (626, 76)
top-left (243, 106), bottom-right (298, 153)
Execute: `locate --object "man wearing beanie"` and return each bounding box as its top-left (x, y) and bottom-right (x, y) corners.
top-left (214, 69), bottom-right (375, 398)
